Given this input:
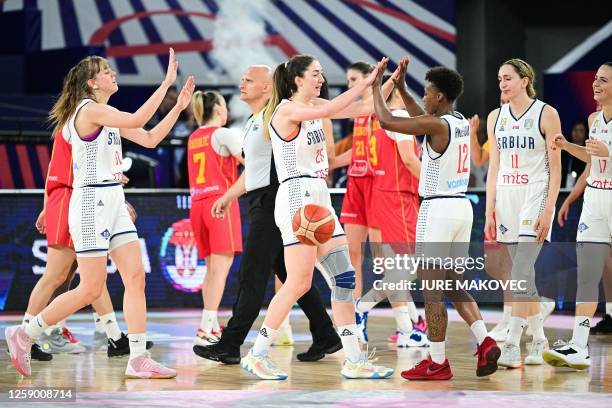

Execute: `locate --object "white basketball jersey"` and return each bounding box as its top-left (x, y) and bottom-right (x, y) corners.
top-left (270, 99), bottom-right (329, 182)
top-left (587, 111), bottom-right (612, 189)
top-left (419, 112), bottom-right (470, 198)
top-left (495, 99), bottom-right (548, 186)
top-left (63, 99), bottom-right (123, 188)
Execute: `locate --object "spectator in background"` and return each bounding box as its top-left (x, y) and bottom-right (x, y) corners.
top-left (561, 119), bottom-right (588, 188)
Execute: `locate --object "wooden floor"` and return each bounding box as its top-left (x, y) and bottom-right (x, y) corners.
top-left (1, 309), bottom-right (611, 406)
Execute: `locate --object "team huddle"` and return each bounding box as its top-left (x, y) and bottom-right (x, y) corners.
top-left (4, 48), bottom-right (611, 381)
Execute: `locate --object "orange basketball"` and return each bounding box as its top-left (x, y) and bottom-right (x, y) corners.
top-left (292, 204), bottom-right (335, 246)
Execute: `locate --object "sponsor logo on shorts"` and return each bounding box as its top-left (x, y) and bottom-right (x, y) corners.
top-left (499, 224), bottom-right (508, 235)
top-left (340, 329), bottom-right (354, 336)
top-left (101, 229), bottom-right (110, 240)
top-left (578, 222), bottom-right (589, 233)
top-left (522, 219), bottom-right (532, 226)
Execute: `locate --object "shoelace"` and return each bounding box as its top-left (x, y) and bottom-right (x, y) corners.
top-left (414, 359), bottom-right (430, 370)
top-left (553, 339), bottom-right (569, 348)
top-left (136, 352), bottom-right (165, 372)
top-left (261, 355), bottom-right (281, 372)
top-left (62, 328), bottom-right (76, 342)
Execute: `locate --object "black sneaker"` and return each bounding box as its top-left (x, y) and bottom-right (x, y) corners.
top-left (6, 344), bottom-right (53, 361)
top-left (592, 314), bottom-right (612, 334)
top-left (107, 333), bottom-right (154, 357)
top-left (193, 343), bottom-right (240, 365)
top-left (296, 334), bottom-right (342, 362)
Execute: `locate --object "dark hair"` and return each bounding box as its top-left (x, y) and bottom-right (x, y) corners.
top-left (263, 55), bottom-right (316, 139)
top-left (192, 90), bottom-right (222, 126)
top-left (425, 66), bottom-right (464, 103)
top-left (347, 61), bottom-right (375, 75)
top-left (320, 73), bottom-right (329, 100)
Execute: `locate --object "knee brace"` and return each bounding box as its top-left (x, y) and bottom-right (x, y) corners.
top-left (317, 244), bottom-right (355, 303)
top-left (510, 238), bottom-right (542, 298)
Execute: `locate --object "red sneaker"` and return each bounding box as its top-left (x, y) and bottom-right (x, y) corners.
top-left (475, 336), bottom-right (501, 377)
top-left (388, 330), bottom-right (399, 343)
top-left (413, 316), bottom-right (427, 333)
top-left (62, 327), bottom-right (79, 344)
top-left (401, 357), bottom-right (453, 380)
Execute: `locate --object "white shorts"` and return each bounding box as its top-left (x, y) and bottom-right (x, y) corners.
top-left (69, 184), bottom-right (138, 257)
top-left (576, 186), bottom-right (612, 244)
top-left (495, 182), bottom-right (553, 243)
top-left (416, 196), bottom-right (473, 260)
top-left (275, 177), bottom-right (344, 246)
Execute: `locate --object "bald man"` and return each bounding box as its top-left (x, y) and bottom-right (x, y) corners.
top-left (193, 66), bottom-right (341, 364)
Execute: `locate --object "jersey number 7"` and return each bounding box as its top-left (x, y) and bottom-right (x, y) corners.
top-left (193, 152), bottom-right (206, 184)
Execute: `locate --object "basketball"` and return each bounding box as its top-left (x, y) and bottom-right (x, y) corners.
top-left (292, 204), bottom-right (335, 246)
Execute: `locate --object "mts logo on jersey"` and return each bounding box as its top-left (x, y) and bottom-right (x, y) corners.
top-left (306, 128), bottom-right (325, 145)
top-left (107, 131), bottom-right (121, 145)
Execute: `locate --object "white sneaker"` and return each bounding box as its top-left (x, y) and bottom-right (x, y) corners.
top-left (526, 299), bottom-right (555, 336)
top-left (240, 349), bottom-right (288, 380)
top-left (488, 319), bottom-right (510, 342)
top-left (397, 329), bottom-right (429, 348)
top-left (272, 325), bottom-right (294, 346)
top-left (524, 338), bottom-right (549, 365)
top-left (193, 329), bottom-right (219, 347)
top-left (498, 343), bottom-right (522, 368)
top-left (341, 349), bottom-right (394, 379)
top-left (543, 340), bottom-right (591, 370)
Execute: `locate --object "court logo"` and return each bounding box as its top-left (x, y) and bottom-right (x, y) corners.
top-left (160, 218), bottom-right (207, 293)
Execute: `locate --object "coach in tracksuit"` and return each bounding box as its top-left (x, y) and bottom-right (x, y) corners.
top-left (193, 65), bottom-right (341, 364)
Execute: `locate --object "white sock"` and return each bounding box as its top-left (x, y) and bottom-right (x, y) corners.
top-left (128, 333), bottom-right (147, 359)
top-left (338, 324), bottom-right (361, 363)
top-left (213, 315), bottom-right (221, 333)
top-left (25, 314), bottom-right (49, 339)
top-left (606, 303), bottom-right (612, 317)
top-left (101, 312), bottom-right (122, 341)
top-left (506, 317), bottom-right (526, 347)
top-left (252, 324), bottom-right (276, 356)
top-left (22, 313), bottom-right (34, 327)
top-left (200, 309), bottom-right (216, 333)
top-left (405, 302), bottom-right (419, 323)
top-left (430, 341), bottom-right (446, 364)
top-left (470, 320), bottom-right (488, 345)
top-left (93, 313), bottom-right (105, 333)
top-left (355, 298), bottom-right (377, 314)
top-left (527, 313), bottom-right (547, 341)
top-left (44, 324), bottom-right (59, 336)
top-left (502, 305), bottom-right (512, 322)
top-left (571, 316), bottom-right (591, 348)
top-left (58, 319), bottom-right (67, 328)
top-left (392, 306), bottom-right (412, 334)
top-left (281, 313), bottom-right (291, 329)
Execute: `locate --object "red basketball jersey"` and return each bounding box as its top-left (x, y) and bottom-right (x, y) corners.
top-left (371, 114), bottom-right (420, 194)
top-left (187, 126), bottom-right (238, 201)
top-left (348, 115), bottom-right (376, 177)
top-left (45, 131), bottom-right (73, 194)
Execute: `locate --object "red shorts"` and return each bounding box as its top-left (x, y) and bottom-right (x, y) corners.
top-left (339, 176), bottom-right (378, 227)
top-left (45, 186), bottom-right (73, 248)
top-left (190, 196), bottom-right (242, 259)
top-left (375, 190), bottom-right (419, 243)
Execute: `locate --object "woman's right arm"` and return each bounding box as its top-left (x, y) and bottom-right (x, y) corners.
top-left (83, 49), bottom-right (179, 129)
top-left (484, 109), bottom-right (500, 240)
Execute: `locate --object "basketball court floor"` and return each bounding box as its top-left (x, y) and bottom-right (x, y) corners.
top-left (1, 308), bottom-right (611, 407)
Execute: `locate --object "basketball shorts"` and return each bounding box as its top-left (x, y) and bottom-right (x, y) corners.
top-left (416, 196), bottom-right (473, 260)
top-left (190, 195), bottom-right (243, 259)
top-left (495, 182), bottom-right (554, 243)
top-left (275, 177), bottom-right (344, 246)
top-left (339, 176), bottom-right (378, 228)
top-left (576, 187), bottom-right (612, 244)
top-left (374, 190), bottom-right (419, 243)
top-left (46, 186), bottom-right (73, 248)
top-left (69, 184), bottom-right (138, 257)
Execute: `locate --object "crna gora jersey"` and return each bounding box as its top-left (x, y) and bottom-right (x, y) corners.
top-left (269, 99), bottom-right (329, 182)
top-left (587, 110), bottom-right (612, 189)
top-left (494, 99), bottom-right (549, 186)
top-left (419, 111), bottom-right (470, 198)
top-left (63, 99), bottom-right (123, 188)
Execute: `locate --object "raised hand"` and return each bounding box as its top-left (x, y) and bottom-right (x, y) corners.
top-left (164, 48), bottom-right (178, 86)
top-left (469, 114), bottom-right (480, 134)
top-left (367, 57), bottom-right (389, 88)
top-left (392, 56), bottom-right (409, 92)
top-left (176, 76), bottom-right (195, 111)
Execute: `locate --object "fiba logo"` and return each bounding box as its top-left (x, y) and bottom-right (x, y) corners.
top-left (159, 218), bottom-right (206, 293)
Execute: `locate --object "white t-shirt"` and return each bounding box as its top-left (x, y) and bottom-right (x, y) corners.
top-left (211, 127), bottom-right (242, 157)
